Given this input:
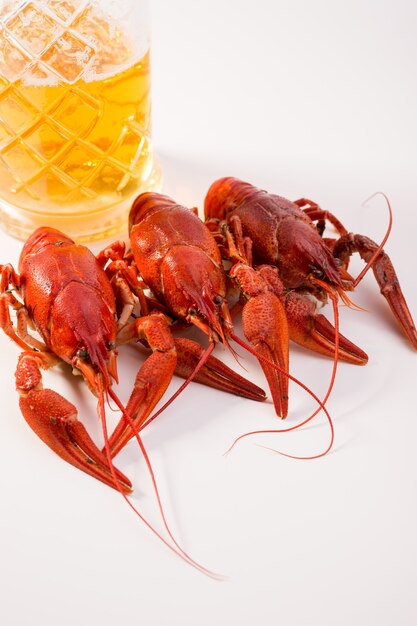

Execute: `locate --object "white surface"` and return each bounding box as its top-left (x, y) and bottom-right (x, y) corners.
top-left (1, 1), bottom-right (417, 625)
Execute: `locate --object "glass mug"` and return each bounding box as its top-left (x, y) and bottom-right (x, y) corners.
top-left (0, 0), bottom-right (160, 241)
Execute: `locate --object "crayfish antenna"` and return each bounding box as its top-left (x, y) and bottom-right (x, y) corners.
top-left (354, 192), bottom-right (393, 287)
top-left (227, 284), bottom-right (339, 460)
top-left (336, 287), bottom-right (368, 312)
top-left (99, 380), bottom-right (225, 580)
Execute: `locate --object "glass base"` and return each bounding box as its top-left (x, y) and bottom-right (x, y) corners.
top-left (0, 160), bottom-right (162, 244)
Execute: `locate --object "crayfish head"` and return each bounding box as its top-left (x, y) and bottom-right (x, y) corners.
top-left (277, 220), bottom-right (343, 297)
top-left (204, 177), bottom-right (255, 221)
top-left (49, 281), bottom-right (118, 395)
top-left (161, 245), bottom-right (229, 343)
top-left (73, 335), bottom-right (117, 394)
top-left (187, 292), bottom-right (232, 345)
top-left (129, 192), bottom-right (177, 232)
top-left (18, 227), bottom-right (74, 269)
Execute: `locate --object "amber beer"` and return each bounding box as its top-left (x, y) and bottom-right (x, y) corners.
top-left (0, 0), bottom-right (158, 240)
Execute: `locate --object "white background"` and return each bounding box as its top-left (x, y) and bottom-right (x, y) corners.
top-left (1, 1), bottom-right (417, 624)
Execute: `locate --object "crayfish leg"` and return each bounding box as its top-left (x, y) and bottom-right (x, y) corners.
top-left (16, 352), bottom-right (132, 492)
top-left (0, 292), bottom-right (46, 352)
top-left (108, 313), bottom-right (177, 457)
top-left (334, 234), bottom-right (417, 349)
top-left (294, 201), bottom-right (349, 238)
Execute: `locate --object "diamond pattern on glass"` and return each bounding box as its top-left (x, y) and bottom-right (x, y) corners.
top-left (23, 121), bottom-right (69, 160)
top-left (111, 121), bottom-right (147, 170)
top-left (0, 33), bottom-right (32, 81)
top-left (71, 4), bottom-right (131, 71)
top-left (2, 141), bottom-right (45, 186)
top-left (5, 3), bottom-right (62, 56)
top-left (57, 140), bottom-right (101, 184)
top-left (0, 120), bottom-right (13, 145)
top-left (25, 166), bottom-right (84, 202)
top-left (0, 89), bottom-right (38, 134)
top-left (20, 61), bottom-right (60, 86)
top-left (40, 31), bottom-right (95, 83)
top-left (89, 159), bottom-right (131, 195)
top-left (53, 88), bottom-right (101, 136)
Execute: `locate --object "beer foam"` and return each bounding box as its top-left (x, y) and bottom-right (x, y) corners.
top-left (19, 44), bottom-right (150, 87)
top-left (4, 1), bottom-right (150, 86)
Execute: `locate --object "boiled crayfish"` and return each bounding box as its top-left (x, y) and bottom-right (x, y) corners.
top-left (0, 226), bottom-right (265, 490)
top-left (204, 177), bottom-right (417, 397)
top-left (110, 191), bottom-right (317, 421)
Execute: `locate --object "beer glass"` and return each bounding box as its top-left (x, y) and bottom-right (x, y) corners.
top-left (0, 0), bottom-right (160, 241)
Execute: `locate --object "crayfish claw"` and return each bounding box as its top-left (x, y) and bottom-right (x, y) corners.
top-left (240, 289), bottom-right (290, 418)
top-left (174, 337), bottom-right (266, 402)
top-left (19, 387), bottom-right (132, 493)
top-left (342, 234), bottom-right (417, 350)
top-left (285, 291), bottom-right (368, 365)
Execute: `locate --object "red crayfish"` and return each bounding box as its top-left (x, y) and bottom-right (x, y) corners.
top-left (2, 177), bottom-right (415, 574)
top-left (203, 177), bottom-right (417, 395)
top-left (113, 191), bottom-right (330, 424)
top-left (0, 226), bottom-right (264, 490)
top-left (0, 225), bottom-right (271, 577)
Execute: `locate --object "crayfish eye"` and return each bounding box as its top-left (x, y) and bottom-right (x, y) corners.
top-left (310, 266), bottom-right (324, 279)
top-left (188, 307), bottom-right (197, 316)
top-left (76, 347), bottom-right (90, 361)
top-left (213, 295), bottom-right (223, 305)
